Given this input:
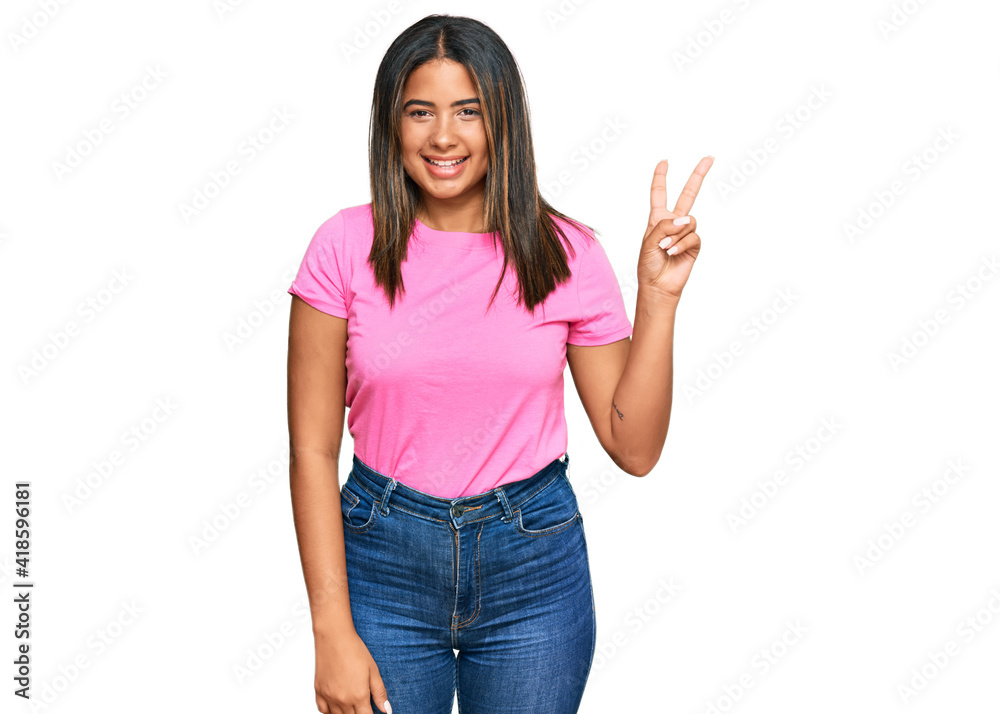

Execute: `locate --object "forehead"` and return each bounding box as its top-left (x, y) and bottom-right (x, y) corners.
top-left (402, 59), bottom-right (477, 96)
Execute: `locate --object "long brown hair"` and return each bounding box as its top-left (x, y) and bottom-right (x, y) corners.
top-left (368, 13), bottom-right (595, 315)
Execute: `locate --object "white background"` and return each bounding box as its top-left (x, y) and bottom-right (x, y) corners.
top-left (2, 0), bottom-right (999, 712)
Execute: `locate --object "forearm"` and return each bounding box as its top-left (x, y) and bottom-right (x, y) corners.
top-left (611, 288), bottom-right (679, 476)
top-left (289, 451), bottom-right (355, 635)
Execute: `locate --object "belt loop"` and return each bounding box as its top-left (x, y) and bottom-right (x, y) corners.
top-left (495, 487), bottom-right (514, 523)
top-left (378, 478), bottom-right (397, 516)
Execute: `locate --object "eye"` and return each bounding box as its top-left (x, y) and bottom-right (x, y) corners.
top-left (405, 108), bottom-right (481, 118)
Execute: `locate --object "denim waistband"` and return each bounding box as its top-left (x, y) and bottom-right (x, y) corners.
top-left (348, 452), bottom-right (570, 527)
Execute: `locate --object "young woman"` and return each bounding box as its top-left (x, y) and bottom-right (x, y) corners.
top-left (287, 14), bottom-right (712, 714)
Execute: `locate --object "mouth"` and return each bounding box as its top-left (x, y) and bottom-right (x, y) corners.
top-left (421, 154), bottom-right (470, 178)
top-left (422, 155), bottom-right (469, 167)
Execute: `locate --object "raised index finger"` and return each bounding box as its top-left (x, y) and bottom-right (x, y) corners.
top-left (672, 156), bottom-right (714, 217)
top-left (650, 159), bottom-right (669, 216)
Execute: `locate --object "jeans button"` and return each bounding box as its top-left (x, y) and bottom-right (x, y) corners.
top-left (452, 504), bottom-right (465, 517)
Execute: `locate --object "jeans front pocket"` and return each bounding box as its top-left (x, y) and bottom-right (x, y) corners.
top-left (513, 470), bottom-right (581, 537)
top-left (341, 477), bottom-right (379, 534)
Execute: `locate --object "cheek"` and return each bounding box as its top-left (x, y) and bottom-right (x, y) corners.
top-left (399, 125), bottom-right (422, 151)
top-left (465, 130), bottom-right (488, 157)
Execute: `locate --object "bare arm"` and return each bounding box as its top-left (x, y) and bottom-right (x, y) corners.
top-left (566, 290), bottom-right (677, 478)
top-left (609, 289), bottom-right (678, 476)
top-left (289, 295), bottom-right (391, 713)
top-left (287, 294), bottom-right (354, 635)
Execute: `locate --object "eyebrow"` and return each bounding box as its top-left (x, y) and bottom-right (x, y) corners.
top-left (402, 98), bottom-right (481, 109)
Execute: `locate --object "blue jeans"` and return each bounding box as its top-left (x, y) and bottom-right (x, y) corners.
top-left (341, 451), bottom-right (597, 713)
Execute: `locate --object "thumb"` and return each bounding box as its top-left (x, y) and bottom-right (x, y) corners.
top-left (370, 670), bottom-right (391, 714)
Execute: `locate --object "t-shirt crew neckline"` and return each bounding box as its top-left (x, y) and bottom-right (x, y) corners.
top-left (414, 217), bottom-right (498, 251)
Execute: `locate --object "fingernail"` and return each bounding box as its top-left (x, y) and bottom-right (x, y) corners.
top-left (673, 216), bottom-right (690, 226)
top-left (658, 237), bottom-right (672, 249)
top-left (667, 245), bottom-right (679, 255)
top-left (385, 701), bottom-right (392, 714)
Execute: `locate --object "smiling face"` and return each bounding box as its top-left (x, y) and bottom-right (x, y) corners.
top-left (399, 59), bottom-right (489, 226)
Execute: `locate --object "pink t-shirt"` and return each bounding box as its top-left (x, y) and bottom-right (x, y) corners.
top-left (288, 203), bottom-right (632, 498)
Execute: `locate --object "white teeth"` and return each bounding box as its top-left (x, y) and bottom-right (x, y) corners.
top-left (425, 156), bottom-right (467, 167)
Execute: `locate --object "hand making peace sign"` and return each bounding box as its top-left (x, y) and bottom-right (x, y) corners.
top-left (638, 156), bottom-right (714, 302)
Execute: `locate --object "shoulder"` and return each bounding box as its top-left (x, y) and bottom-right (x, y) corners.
top-left (338, 202), bottom-right (375, 230)
top-left (310, 203), bottom-right (375, 251)
top-left (316, 202), bottom-right (373, 234)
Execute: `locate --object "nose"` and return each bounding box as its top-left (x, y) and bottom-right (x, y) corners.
top-left (429, 116), bottom-right (459, 149)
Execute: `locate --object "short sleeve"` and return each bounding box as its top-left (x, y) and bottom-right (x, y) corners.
top-left (287, 211), bottom-right (349, 318)
top-left (568, 237), bottom-right (633, 346)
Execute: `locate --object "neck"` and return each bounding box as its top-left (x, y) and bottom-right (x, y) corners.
top-left (416, 186), bottom-right (487, 233)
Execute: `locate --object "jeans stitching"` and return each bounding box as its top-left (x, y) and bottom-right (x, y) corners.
top-left (341, 485), bottom-right (378, 533)
top-left (353, 458), bottom-right (565, 512)
top-left (353, 470), bottom-right (569, 528)
top-left (342, 484), bottom-right (360, 506)
top-left (582, 522), bottom-right (598, 689)
top-left (352, 480), bottom-right (450, 524)
top-left (341, 485), bottom-right (361, 526)
top-left (507, 468), bottom-right (565, 511)
top-left (451, 528), bottom-right (460, 642)
top-left (454, 522), bottom-right (483, 628)
top-left (514, 509), bottom-right (581, 537)
top-left (342, 504), bottom-right (378, 533)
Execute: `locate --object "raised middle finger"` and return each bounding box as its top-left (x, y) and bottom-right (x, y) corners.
top-left (672, 156), bottom-right (714, 217)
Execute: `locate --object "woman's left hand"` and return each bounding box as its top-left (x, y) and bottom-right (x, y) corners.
top-left (637, 156), bottom-right (714, 302)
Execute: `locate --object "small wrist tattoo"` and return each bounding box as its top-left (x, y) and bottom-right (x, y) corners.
top-left (612, 400), bottom-right (624, 421)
